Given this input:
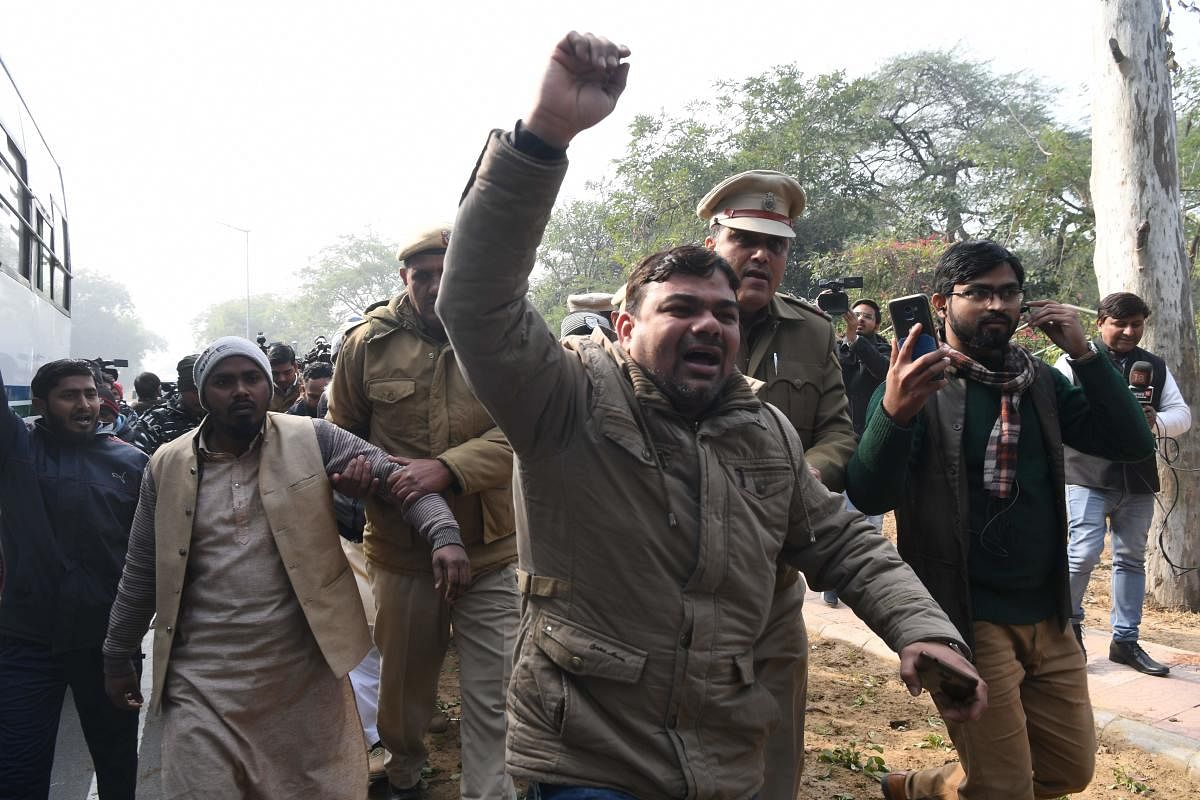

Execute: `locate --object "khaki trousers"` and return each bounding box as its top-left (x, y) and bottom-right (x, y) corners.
top-left (369, 561), bottom-right (519, 800)
top-left (905, 619), bottom-right (1094, 800)
top-left (756, 578), bottom-right (808, 800)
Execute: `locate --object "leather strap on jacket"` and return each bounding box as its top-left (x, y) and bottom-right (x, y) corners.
top-left (515, 567), bottom-right (571, 598)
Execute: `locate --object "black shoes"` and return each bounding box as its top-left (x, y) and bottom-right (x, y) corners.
top-left (1109, 639), bottom-right (1170, 677)
top-left (1072, 623), bottom-right (1086, 658)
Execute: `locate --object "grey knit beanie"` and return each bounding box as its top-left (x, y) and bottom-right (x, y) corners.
top-left (194, 336), bottom-right (274, 410)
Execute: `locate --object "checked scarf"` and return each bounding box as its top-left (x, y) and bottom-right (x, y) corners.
top-left (946, 346), bottom-right (1038, 498)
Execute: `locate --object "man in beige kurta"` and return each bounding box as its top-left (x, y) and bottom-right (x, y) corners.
top-left (103, 336), bottom-right (466, 799)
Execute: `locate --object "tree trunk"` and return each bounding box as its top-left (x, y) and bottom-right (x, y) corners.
top-left (1091, 0), bottom-right (1200, 609)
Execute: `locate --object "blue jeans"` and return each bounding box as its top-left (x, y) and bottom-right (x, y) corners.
top-left (1066, 484), bottom-right (1157, 642)
top-left (0, 636), bottom-right (140, 800)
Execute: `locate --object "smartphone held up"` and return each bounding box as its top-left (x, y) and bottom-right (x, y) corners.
top-left (888, 294), bottom-right (939, 358)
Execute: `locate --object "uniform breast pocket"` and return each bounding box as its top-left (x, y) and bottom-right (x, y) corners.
top-left (366, 378), bottom-right (425, 441)
top-left (764, 375), bottom-right (819, 442)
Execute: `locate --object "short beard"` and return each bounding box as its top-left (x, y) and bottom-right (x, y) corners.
top-left (948, 310), bottom-right (1015, 358)
top-left (227, 417), bottom-right (262, 441)
top-left (43, 414), bottom-right (95, 445)
top-left (643, 367), bottom-right (723, 418)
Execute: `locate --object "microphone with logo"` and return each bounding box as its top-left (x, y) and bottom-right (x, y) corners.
top-left (1129, 361), bottom-right (1155, 408)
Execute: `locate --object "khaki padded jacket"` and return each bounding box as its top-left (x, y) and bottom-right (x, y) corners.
top-left (437, 129), bottom-right (966, 800)
top-left (327, 294), bottom-right (516, 574)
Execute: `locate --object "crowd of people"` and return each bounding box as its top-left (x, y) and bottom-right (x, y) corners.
top-left (0, 31), bottom-right (1187, 800)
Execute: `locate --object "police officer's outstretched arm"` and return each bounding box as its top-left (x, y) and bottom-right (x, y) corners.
top-left (438, 33), bottom-right (631, 459)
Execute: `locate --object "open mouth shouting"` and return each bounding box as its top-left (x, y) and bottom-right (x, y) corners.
top-left (681, 343), bottom-right (724, 378)
top-left (69, 411), bottom-right (97, 431)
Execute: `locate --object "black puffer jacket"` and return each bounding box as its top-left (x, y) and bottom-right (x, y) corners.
top-left (0, 370), bottom-right (148, 652)
top-left (128, 392), bottom-right (204, 455)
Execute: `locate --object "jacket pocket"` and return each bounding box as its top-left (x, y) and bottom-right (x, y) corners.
top-left (366, 379), bottom-right (416, 404)
top-left (479, 484), bottom-right (515, 543)
top-left (366, 379), bottom-right (426, 450)
top-left (534, 611), bottom-right (648, 683)
top-left (724, 459), bottom-right (794, 536)
top-left (733, 464), bottom-right (794, 500)
top-left (711, 649), bottom-right (779, 748)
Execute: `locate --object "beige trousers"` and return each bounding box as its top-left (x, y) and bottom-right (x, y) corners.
top-left (368, 561), bottom-right (519, 800)
top-left (905, 619), bottom-right (1095, 799)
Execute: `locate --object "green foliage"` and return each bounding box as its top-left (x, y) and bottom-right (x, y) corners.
top-left (70, 269), bottom-right (166, 384)
top-left (818, 736), bottom-right (890, 781)
top-left (1109, 764), bottom-right (1152, 794)
top-left (526, 50), bottom-right (1103, 319)
top-left (192, 230), bottom-right (401, 350)
top-left (293, 231), bottom-right (400, 329)
top-left (915, 732), bottom-right (955, 751)
top-left (808, 236), bottom-right (947, 314)
top-left (534, 195), bottom-right (624, 334)
top-left (191, 293), bottom-right (315, 350)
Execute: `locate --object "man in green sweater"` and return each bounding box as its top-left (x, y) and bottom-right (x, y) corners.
top-left (846, 241), bottom-right (1155, 800)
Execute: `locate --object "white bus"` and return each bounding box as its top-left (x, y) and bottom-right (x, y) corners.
top-left (0, 54), bottom-right (71, 417)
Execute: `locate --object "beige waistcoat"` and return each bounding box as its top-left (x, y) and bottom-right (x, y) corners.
top-left (147, 412), bottom-right (370, 711)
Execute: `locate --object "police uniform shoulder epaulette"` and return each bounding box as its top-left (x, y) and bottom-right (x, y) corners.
top-left (776, 292), bottom-right (831, 320)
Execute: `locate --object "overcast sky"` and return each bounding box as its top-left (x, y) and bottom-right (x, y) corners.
top-left (2, 0), bottom-right (1197, 375)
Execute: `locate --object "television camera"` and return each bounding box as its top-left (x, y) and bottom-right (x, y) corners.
top-left (815, 276), bottom-right (865, 316)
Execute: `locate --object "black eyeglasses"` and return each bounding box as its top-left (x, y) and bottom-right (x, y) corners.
top-left (946, 286), bottom-right (1024, 305)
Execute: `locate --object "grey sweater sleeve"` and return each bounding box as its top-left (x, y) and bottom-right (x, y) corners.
top-left (312, 418), bottom-right (463, 550)
top-left (103, 466), bottom-right (158, 675)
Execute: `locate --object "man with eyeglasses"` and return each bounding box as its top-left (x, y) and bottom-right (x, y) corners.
top-left (846, 241), bottom-right (1155, 799)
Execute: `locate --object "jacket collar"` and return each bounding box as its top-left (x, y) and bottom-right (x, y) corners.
top-left (366, 292), bottom-right (445, 345)
top-left (594, 331), bottom-right (762, 421)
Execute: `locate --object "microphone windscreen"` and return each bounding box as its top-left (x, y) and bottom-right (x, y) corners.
top-left (1130, 361), bottom-right (1154, 387)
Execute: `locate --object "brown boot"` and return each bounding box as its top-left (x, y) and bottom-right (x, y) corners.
top-left (880, 771), bottom-right (908, 800)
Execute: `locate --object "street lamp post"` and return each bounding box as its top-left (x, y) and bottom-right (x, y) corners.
top-left (217, 222), bottom-right (252, 339)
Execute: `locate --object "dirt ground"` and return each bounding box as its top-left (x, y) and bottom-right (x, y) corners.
top-left (405, 513), bottom-right (1200, 799)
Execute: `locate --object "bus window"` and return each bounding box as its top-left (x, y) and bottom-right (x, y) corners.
top-left (0, 146), bottom-right (20, 278)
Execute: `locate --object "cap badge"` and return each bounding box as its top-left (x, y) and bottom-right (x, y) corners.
top-left (762, 192), bottom-right (777, 211)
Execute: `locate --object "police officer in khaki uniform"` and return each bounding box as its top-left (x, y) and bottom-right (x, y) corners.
top-left (327, 224), bottom-right (519, 800)
top-left (700, 171), bottom-right (857, 800)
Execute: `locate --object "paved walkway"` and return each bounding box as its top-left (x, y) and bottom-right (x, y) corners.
top-left (802, 588), bottom-right (1200, 781)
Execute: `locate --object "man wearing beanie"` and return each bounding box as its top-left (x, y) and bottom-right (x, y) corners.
top-left (102, 336), bottom-right (468, 799)
top-left (328, 225), bottom-right (519, 800)
top-left (129, 354), bottom-right (206, 455)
